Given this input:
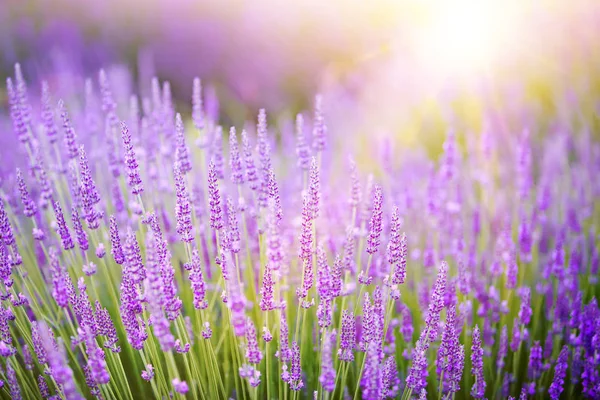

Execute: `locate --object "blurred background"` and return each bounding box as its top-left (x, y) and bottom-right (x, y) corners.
top-left (1, 0), bottom-right (600, 153)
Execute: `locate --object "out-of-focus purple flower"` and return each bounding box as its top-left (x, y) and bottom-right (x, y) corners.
top-left (39, 322), bottom-right (84, 399)
top-left (7, 78), bottom-right (27, 145)
top-left (40, 81), bottom-right (58, 144)
top-left (312, 95), bottom-right (326, 152)
top-left (295, 114), bottom-right (311, 171)
top-left (172, 378), bottom-right (189, 394)
top-left (319, 330), bottom-right (336, 392)
top-left (82, 325), bottom-right (110, 385)
top-left (278, 310), bottom-right (291, 362)
top-left (48, 247), bottom-right (69, 308)
top-left (242, 130), bottom-right (258, 191)
top-left (289, 341), bottom-right (303, 391)
top-left (338, 309), bottom-right (355, 362)
top-left (470, 325), bottom-right (486, 399)
top-left (519, 287), bottom-right (532, 326)
top-left (361, 341), bottom-right (382, 399)
top-left (245, 318), bottom-right (262, 364)
top-left (141, 364), bottom-right (154, 381)
top-left (549, 345), bottom-right (569, 399)
top-left (229, 127), bottom-right (244, 185)
top-left (497, 325), bottom-right (508, 370)
top-left (192, 78), bottom-right (204, 130)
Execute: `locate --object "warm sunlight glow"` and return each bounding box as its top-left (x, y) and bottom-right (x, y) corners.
top-left (413, 0), bottom-right (524, 78)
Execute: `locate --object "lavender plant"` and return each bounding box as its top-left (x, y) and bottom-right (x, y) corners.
top-left (0, 63), bottom-right (599, 400)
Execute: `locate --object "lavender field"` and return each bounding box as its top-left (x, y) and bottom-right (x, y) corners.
top-left (0, 1), bottom-right (599, 399)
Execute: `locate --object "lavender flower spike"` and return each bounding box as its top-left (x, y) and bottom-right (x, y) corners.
top-left (122, 122), bottom-right (144, 195)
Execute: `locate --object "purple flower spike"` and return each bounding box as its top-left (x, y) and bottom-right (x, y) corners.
top-left (298, 194), bottom-right (313, 262)
top-left (122, 122), bottom-right (144, 195)
top-left (7, 362), bottom-right (21, 400)
top-left (7, 77), bottom-right (28, 144)
top-left (308, 157), bottom-right (321, 220)
top-left (16, 169), bottom-right (36, 218)
top-left (189, 248), bottom-right (208, 309)
top-left (71, 207), bottom-right (89, 251)
top-left (53, 201), bottom-right (74, 251)
top-left (212, 126), bottom-right (225, 180)
top-left (319, 330), bottom-right (336, 392)
top-left (40, 81), bottom-right (58, 144)
top-left (192, 77), bottom-right (204, 130)
top-left (338, 309), bottom-right (356, 362)
top-left (289, 341), bottom-right (304, 391)
top-left (245, 318), bottom-right (262, 364)
top-left (312, 95), bottom-right (326, 152)
top-left (175, 113), bottom-right (192, 174)
top-left (259, 263), bottom-right (275, 312)
top-left (470, 325), bottom-right (486, 399)
top-left (174, 165), bottom-right (193, 243)
top-left (229, 127), bottom-right (244, 184)
top-left (278, 310), bottom-right (291, 362)
top-left (549, 346), bottom-right (569, 399)
top-left (208, 161), bottom-right (223, 231)
top-left (295, 114), bottom-right (311, 171)
top-left (425, 261), bottom-right (448, 342)
top-left (242, 130), bottom-right (259, 190)
top-left (366, 186), bottom-right (383, 255)
top-left (109, 216), bottom-right (125, 265)
top-left (58, 99), bottom-right (78, 160)
top-left (519, 287), bottom-right (532, 326)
